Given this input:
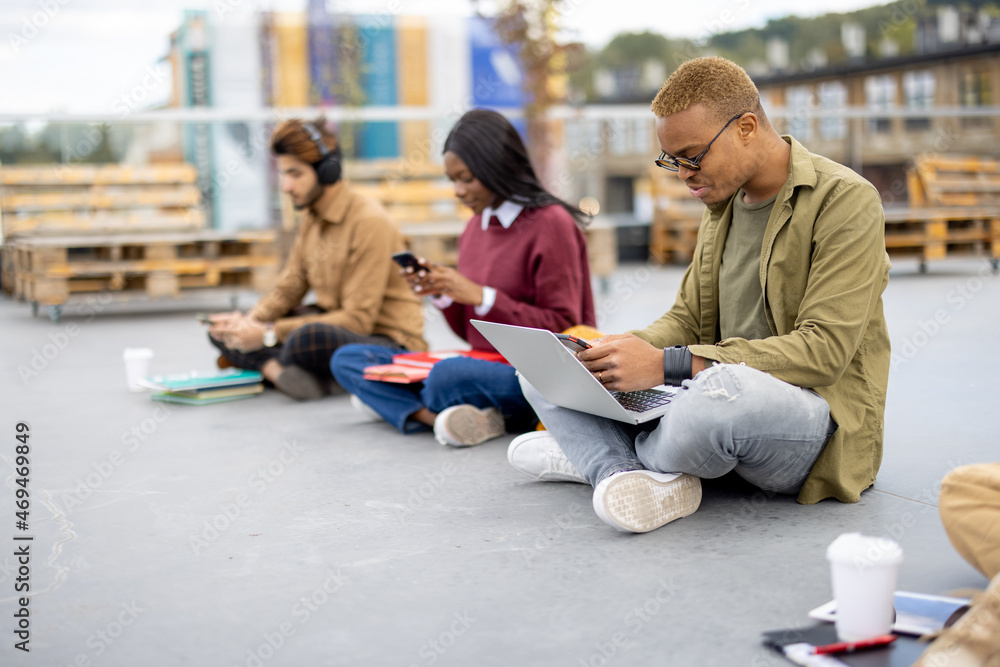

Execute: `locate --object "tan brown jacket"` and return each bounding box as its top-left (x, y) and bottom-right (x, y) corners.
top-left (250, 181), bottom-right (428, 352)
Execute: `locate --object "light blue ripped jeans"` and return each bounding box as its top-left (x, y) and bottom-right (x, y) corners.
top-left (519, 363), bottom-right (837, 495)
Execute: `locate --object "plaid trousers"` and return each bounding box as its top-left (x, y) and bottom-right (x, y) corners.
top-left (209, 322), bottom-right (402, 380)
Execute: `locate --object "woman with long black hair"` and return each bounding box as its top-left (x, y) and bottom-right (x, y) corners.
top-left (331, 108), bottom-right (595, 446)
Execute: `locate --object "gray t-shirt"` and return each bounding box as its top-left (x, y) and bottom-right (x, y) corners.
top-left (719, 190), bottom-right (778, 341)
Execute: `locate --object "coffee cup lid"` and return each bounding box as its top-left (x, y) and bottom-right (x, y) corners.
top-left (123, 348), bottom-right (154, 360)
top-left (826, 532), bottom-right (903, 565)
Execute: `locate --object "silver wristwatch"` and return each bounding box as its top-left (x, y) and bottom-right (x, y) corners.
top-left (263, 324), bottom-right (277, 347)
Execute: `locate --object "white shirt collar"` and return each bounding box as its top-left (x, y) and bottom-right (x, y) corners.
top-left (481, 200), bottom-right (525, 230)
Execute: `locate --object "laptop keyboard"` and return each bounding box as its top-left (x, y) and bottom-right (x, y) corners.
top-left (612, 388), bottom-right (673, 412)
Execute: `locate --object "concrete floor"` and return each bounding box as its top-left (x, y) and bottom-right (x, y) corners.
top-left (1, 255), bottom-right (996, 667)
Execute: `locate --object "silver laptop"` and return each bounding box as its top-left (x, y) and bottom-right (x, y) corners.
top-left (471, 320), bottom-right (677, 424)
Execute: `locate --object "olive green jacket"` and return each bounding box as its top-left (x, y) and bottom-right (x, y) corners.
top-left (633, 136), bottom-right (891, 504)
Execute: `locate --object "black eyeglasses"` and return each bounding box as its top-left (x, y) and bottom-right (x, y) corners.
top-left (655, 113), bottom-right (747, 172)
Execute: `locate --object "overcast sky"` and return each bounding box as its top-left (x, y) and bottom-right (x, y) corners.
top-left (0, 0), bottom-right (887, 115)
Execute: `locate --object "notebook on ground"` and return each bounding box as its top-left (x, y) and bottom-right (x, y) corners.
top-left (470, 320), bottom-right (677, 424)
top-left (151, 388), bottom-right (262, 406)
top-left (762, 623), bottom-right (925, 667)
top-left (139, 368), bottom-right (263, 392)
top-left (808, 591), bottom-right (971, 636)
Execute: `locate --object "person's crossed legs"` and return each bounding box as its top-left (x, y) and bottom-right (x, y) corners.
top-left (512, 363), bottom-right (836, 532)
top-left (211, 322), bottom-right (399, 401)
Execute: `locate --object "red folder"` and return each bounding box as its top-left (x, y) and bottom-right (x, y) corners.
top-left (363, 350), bottom-right (509, 384)
top-left (391, 349), bottom-right (508, 368)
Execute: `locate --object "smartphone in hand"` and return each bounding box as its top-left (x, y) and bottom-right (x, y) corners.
top-left (555, 333), bottom-right (592, 352)
top-left (392, 251), bottom-right (431, 273)
top-left (195, 313), bottom-right (212, 324)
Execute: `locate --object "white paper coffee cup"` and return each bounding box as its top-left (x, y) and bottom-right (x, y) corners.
top-left (826, 532), bottom-right (903, 641)
top-left (123, 348), bottom-right (154, 392)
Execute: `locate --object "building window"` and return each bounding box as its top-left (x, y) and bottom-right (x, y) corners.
top-left (785, 85), bottom-right (813, 141)
top-left (818, 81), bottom-right (847, 140)
top-left (960, 69), bottom-right (992, 128)
top-left (865, 74), bottom-right (896, 133)
top-left (609, 118), bottom-right (630, 156)
top-left (903, 70), bottom-right (934, 132)
top-left (960, 70), bottom-right (991, 106)
top-left (632, 118), bottom-right (653, 155)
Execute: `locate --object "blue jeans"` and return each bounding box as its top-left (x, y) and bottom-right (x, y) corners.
top-left (331, 344), bottom-right (538, 435)
top-left (520, 363), bottom-right (837, 494)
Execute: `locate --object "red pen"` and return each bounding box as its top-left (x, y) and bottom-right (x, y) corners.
top-left (812, 634), bottom-right (897, 655)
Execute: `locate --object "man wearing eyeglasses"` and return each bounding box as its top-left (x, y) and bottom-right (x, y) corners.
top-left (508, 56), bottom-right (891, 533)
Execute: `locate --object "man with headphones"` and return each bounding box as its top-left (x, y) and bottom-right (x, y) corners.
top-left (207, 119), bottom-right (427, 400)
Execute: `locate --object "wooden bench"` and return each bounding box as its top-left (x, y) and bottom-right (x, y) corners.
top-left (889, 155), bottom-right (1000, 272)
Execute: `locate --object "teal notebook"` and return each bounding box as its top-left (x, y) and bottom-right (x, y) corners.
top-left (139, 369), bottom-right (263, 392)
top-left (151, 389), bottom-right (262, 406)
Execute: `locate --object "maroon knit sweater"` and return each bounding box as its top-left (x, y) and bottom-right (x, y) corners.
top-left (443, 203), bottom-right (596, 351)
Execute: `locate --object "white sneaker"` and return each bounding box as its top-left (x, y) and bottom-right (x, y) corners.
top-left (350, 394), bottom-right (382, 422)
top-left (592, 470), bottom-right (702, 533)
top-left (433, 405), bottom-right (505, 447)
top-left (507, 431), bottom-right (586, 483)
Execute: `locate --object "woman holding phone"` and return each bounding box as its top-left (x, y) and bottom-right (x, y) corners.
top-left (331, 108), bottom-right (595, 446)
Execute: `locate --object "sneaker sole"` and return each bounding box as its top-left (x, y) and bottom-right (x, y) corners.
top-left (435, 407), bottom-right (505, 447)
top-left (593, 472), bottom-right (702, 533)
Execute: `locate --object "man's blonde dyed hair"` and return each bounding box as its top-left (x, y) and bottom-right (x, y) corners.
top-left (651, 57), bottom-right (766, 125)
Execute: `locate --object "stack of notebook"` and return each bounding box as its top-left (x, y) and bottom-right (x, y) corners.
top-left (139, 369), bottom-right (264, 405)
top-left (363, 350), bottom-right (507, 384)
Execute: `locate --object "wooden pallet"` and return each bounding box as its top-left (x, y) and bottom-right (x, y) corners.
top-left (647, 168), bottom-right (704, 264)
top-left (402, 222), bottom-right (463, 267)
top-left (1, 241), bottom-right (14, 295)
top-left (349, 160), bottom-right (470, 265)
top-left (890, 154), bottom-right (1000, 270)
top-left (351, 180), bottom-right (471, 225)
top-left (1, 163), bottom-right (205, 238)
top-left (884, 207), bottom-right (1000, 271)
top-left (11, 231), bottom-right (279, 319)
top-left (907, 155), bottom-right (1000, 208)
top-left (649, 210), bottom-right (701, 265)
top-left (585, 223), bottom-right (618, 282)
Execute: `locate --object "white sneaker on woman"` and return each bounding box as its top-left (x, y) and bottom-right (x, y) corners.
top-left (433, 405), bottom-right (505, 447)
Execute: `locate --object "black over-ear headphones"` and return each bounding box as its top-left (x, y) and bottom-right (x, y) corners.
top-left (302, 122), bottom-right (342, 186)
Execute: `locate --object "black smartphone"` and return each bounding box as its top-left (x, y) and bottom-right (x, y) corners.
top-left (392, 251), bottom-right (431, 272)
top-left (555, 333), bottom-right (592, 352)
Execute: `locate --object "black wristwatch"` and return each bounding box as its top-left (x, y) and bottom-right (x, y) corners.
top-left (662, 346), bottom-right (693, 386)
